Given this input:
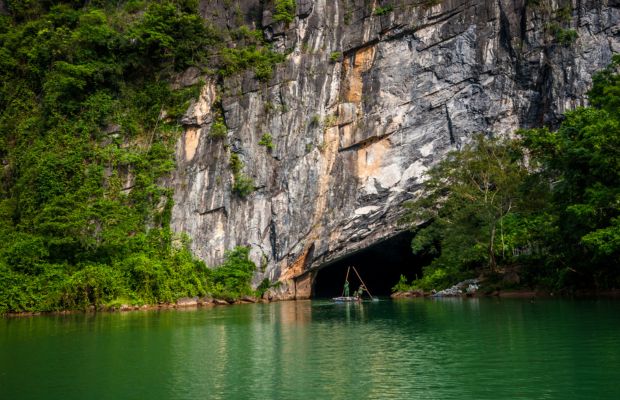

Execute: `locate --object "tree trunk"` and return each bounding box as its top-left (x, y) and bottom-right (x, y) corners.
top-left (489, 224), bottom-right (497, 272)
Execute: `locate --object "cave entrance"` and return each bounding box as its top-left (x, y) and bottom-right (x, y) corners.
top-left (312, 231), bottom-right (426, 298)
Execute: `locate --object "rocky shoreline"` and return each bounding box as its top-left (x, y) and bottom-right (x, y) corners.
top-left (392, 286), bottom-right (620, 299)
top-left (6, 288), bottom-right (620, 318)
top-left (391, 279), bottom-right (482, 299)
top-left (3, 295), bottom-right (276, 318)
top-left (391, 289), bottom-right (545, 299)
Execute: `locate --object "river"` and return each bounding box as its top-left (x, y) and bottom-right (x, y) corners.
top-left (1, 298), bottom-right (619, 399)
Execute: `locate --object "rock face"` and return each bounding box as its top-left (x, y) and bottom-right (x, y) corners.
top-left (171, 0), bottom-right (620, 299)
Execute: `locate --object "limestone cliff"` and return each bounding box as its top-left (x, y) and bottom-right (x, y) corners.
top-left (171, 0), bottom-right (620, 299)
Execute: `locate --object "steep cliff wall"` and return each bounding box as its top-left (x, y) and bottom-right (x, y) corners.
top-left (171, 0), bottom-right (620, 299)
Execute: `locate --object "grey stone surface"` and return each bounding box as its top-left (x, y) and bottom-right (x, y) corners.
top-left (432, 278), bottom-right (480, 297)
top-left (171, 0), bottom-right (620, 299)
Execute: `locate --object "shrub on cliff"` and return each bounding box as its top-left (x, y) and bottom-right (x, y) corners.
top-left (273, 0), bottom-right (296, 24)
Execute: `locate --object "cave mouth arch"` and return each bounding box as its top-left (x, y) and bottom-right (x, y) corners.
top-left (312, 231), bottom-right (427, 298)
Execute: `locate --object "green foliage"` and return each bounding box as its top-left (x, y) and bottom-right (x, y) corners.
top-left (256, 278), bottom-right (272, 297)
top-left (531, 3), bottom-right (578, 47)
top-left (588, 55), bottom-right (620, 112)
top-left (217, 25), bottom-right (286, 81)
top-left (264, 101), bottom-right (276, 114)
top-left (229, 152), bottom-right (243, 175)
top-left (374, 5), bottom-right (394, 16)
top-left (229, 153), bottom-right (254, 198)
top-left (4, 0), bottom-right (44, 21)
top-left (412, 268), bottom-right (453, 291)
top-left (404, 134), bottom-right (530, 276)
top-left (519, 62), bottom-right (620, 287)
top-left (391, 274), bottom-right (410, 293)
top-left (330, 51), bottom-right (342, 63)
top-left (323, 114), bottom-right (338, 127)
top-left (232, 174), bottom-right (256, 198)
top-left (273, 0), bottom-right (296, 24)
top-left (344, 9), bottom-right (352, 25)
top-left (210, 117), bottom-right (228, 138)
top-left (310, 114), bottom-right (321, 126)
top-left (219, 46), bottom-right (285, 82)
top-left (0, 1), bottom-right (260, 314)
top-left (128, 1), bottom-right (217, 71)
top-left (258, 133), bottom-right (275, 151)
top-left (554, 27), bottom-right (578, 45)
top-left (403, 58), bottom-right (620, 292)
top-left (60, 264), bottom-right (127, 309)
top-left (209, 246), bottom-right (256, 300)
top-left (556, 6), bottom-right (573, 23)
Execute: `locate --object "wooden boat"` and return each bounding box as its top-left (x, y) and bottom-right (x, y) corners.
top-left (332, 266), bottom-right (375, 302)
top-left (332, 296), bottom-right (361, 302)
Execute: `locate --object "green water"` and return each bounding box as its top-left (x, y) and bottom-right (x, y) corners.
top-left (1, 299), bottom-right (619, 399)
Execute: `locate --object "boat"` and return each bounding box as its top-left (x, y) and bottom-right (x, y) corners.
top-left (332, 266), bottom-right (375, 302)
top-left (332, 296), bottom-right (361, 302)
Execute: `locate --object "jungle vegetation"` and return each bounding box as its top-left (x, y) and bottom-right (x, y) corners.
top-left (399, 55), bottom-right (620, 293)
top-left (0, 0), bottom-right (281, 314)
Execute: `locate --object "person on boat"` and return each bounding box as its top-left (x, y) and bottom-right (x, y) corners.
top-left (355, 287), bottom-right (364, 299)
top-left (343, 280), bottom-right (350, 297)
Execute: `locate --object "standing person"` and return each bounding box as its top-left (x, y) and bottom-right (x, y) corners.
top-left (343, 280), bottom-right (350, 297)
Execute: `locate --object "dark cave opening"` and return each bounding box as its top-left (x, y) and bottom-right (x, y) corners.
top-left (312, 231), bottom-right (429, 298)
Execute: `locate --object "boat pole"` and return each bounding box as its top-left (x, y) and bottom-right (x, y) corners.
top-left (351, 266), bottom-right (374, 300)
top-left (341, 266), bottom-right (351, 297)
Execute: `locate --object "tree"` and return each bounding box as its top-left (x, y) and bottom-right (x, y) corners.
top-left (521, 56), bottom-right (620, 287)
top-left (403, 134), bottom-right (530, 288)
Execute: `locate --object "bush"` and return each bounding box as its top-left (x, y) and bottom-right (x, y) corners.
top-left (2, 234), bottom-right (49, 274)
top-left (229, 153), bottom-right (255, 197)
top-left (391, 274), bottom-right (411, 293)
top-left (210, 117), bottom-right (227, 138)
top-left (555, 28), bottom-right (578, 45)
top-left (209, 247), bottom-right (256, 300)
top-left (219, 46), bottom-right (285, 81)
top-left (256, 278), bottom-right (271, 297)
top-left (229, 153), bottom-right (243, 175)
top-left (547, 23), bottom-right (578, 45)
top-left (60, 265), bottom-right (127, 309)
top-left (412, 267), bottom-right (454, 291)
top-left (374, 5), bottom-right (393, 16)
top-left (233, 173), bottom-right (255, 198)
top-left (273, 0), bottom-right (296, 24)
top-left (258, 133), bottom-right (275, 151)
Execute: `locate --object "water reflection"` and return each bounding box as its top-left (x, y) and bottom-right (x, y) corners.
top-left (1, 299), bottom-right (620, 399)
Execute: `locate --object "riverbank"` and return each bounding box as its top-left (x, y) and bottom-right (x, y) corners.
top-left (392, 288), bottom-right (620, 299)
top-left (8, 288), bottom-right (620, 318)
top-left (3, 295), bottom-right (276, 318)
